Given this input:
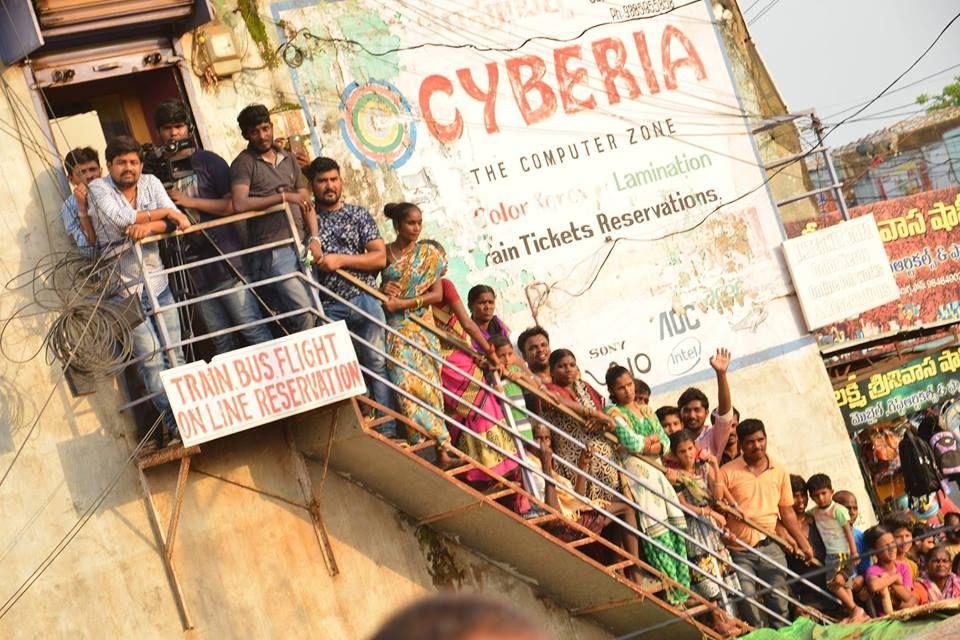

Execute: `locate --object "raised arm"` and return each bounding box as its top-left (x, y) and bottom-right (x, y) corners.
top-left (706, 348), bottom-right (733, 456)
top-left (713, 347), bottom-right (732, 416)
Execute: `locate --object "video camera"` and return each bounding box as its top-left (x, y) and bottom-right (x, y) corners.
top-left (141, 137), bottom-right (196, 187)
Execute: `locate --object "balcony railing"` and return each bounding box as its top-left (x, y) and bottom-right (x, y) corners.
top-left (100, 205), bottom-right (842, 637)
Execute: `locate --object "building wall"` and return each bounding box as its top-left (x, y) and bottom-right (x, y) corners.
top-left (0, 1), bottom-right (878, 636)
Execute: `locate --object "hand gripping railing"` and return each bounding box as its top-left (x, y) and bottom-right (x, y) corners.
top-left (125, 209), bottom-right (835, 629)
top-left (120, 205), bottom-right (320, 413)
top-left (300, 274), bottom-right (821, 629)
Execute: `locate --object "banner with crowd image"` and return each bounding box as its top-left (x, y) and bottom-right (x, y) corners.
top-left (276, 0), bottom-right (805, 389)
top-left (785, 186), bottom-right (960, 352)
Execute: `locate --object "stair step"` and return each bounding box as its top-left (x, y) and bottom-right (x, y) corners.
top-left (607, 559), bottom-right (636, 571)
top-left (446, 463), bottom-right (475, 476)
top-left (528, 513), bottom-right (558, 525)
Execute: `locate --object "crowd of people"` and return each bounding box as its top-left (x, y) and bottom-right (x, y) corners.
top-left (59, 101), bottom-right (960, 636)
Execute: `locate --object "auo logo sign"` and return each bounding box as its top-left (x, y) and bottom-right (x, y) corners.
top-left (658, 305), bottom-right (700, 339)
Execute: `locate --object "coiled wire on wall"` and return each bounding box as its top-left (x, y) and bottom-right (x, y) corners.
top-left (2, 249), bottom-right (133, 378)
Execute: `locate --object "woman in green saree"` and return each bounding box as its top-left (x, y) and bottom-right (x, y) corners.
top-left (605, 365), bottom-right (691, 606)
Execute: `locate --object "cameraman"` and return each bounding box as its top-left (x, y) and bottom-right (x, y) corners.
top-left (154, 99), bottom-right (272, 353)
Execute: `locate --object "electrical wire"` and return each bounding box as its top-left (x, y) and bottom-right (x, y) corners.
top-left (747, 0), bottom-right (785, 26)
top-left (0, 414), bottom-right (163, 619)
top-left (274, 0), bottom-right (702, 59)
top-left (535, 8), bottom-right (960, 304)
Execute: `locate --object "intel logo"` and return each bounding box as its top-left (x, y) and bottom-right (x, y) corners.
top-left (668, 337), bottom-right (702, 376)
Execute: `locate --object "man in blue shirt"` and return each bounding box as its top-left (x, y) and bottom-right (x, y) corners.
top-left (307, 157), bottom-right (397, 438)
top-left (87, 136), bottom-right (191, 448)
top-left (58, 147), bottom-right (101, 254)
top-left (153, 99), bottom-right (272, 354)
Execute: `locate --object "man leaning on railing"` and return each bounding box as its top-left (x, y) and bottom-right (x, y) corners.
top-left (229, 104), bottom-right (318, 334)
top-left (304, 157), bottom-right (398, 439)
top-left (154, 99), bottom-right (273, 353)
top-left (87, 135), bottom-right (191, 450)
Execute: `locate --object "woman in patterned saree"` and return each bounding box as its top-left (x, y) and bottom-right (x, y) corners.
top-left (380, 203), bottom-right (449, 465)
top-left (423, 242), bottom-right (523, 491)
top-left (542, 349), bottom-right (620, 504)
top-left (604, 365), bottom-right (691, 606)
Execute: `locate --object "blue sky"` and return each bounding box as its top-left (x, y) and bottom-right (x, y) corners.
top-left (746, 0), bottom-right (960, 145)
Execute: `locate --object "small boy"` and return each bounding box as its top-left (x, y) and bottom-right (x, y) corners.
top-left (491, 336), bottom-right (533, 441)
top-left (634, 378), bottom-right (651, 405)
top-left (834, 490), bottom-right (871, 576)
top-left (807, 473), bottom-right (864, 618)
top-left (909, 523), bottom-right (936, 573)
top-left (791, 475), bottom-right (810, 525)
top-left (943, 512), bottom-right (960, 561)
top-left (655, 405), bottom-right (683, 436)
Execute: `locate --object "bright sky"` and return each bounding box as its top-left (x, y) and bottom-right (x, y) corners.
top-left (745, 0), bottom-right (960, 146)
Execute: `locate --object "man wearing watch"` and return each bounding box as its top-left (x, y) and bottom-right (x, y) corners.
top-left (87, 135), bottom-right (192, 448)
top-left (230, 104), bottom-right (318, 334)
top-left (306, 156), bottom-right (397, 438)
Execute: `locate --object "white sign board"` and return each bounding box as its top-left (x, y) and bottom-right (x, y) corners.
top-left (275, 0), bottom-right (807, 390)
top-left (782, 214), bottom-right (900, 331)
top-left (159, 322), bottom-right (366, 447)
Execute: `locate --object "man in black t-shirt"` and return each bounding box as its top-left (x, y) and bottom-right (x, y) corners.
top-left (230, 104), bottom-right (318, 333)
top-left (155, 100), bottom-right (273, 353)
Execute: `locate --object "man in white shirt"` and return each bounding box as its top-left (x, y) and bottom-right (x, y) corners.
top-left (87, 135), bottom-right (190, 448)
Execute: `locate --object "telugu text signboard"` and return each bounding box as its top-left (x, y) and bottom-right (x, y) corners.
top-left (785, 187), bottom-right (960, 350)
top-left (834, 345), bottom-right (960, 431)
top-left (279, 0), bottom-right (805, 389)
top-left (159, 322), bottom-right (366, 447)
top-left (783, 215), bottom-right (900, 330)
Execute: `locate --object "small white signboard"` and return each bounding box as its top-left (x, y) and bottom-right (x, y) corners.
top-left (160, 321), bottom-right (366, 447)
top-left (782, 214), bottom-right (900, 331)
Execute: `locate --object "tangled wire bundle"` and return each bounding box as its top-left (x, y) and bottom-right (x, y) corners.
top-left (2, 249), bottom-right (134, 378)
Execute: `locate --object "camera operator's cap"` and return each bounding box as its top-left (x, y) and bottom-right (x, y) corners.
top-left (238, 104), bottom-right (271, 134)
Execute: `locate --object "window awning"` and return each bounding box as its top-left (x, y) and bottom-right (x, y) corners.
top-left (0, 0), bottom-right (212, 65)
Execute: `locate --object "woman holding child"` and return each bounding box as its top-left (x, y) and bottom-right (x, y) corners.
top-left (670, 429), bottom-right (744, 631)
top-left (424, 249), bottom-right (520, 483)
top-left (604, 365), bottom-right (691, 605)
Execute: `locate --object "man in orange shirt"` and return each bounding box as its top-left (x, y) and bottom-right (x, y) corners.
top-left (721, 419), bottom-right (815, 628)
